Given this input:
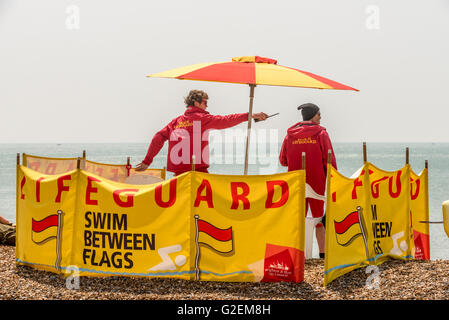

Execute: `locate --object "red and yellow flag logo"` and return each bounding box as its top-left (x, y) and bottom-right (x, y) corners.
top-left (32, 214), bottom-right (59, 244)
top-left (197, 219), bottom-right (233, 254)
top-left (334, 210), bottom-right (363, 247)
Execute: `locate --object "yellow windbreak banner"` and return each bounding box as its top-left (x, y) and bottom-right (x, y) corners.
top-left (23, 153), bottom-right (78, 175)
top-left (410, 168), bottom-right (430, 260)
top-left (324, 164), bottom-right (371, 286)
top-left (324, 163), bottom-right (413, 286)
top-left (17, 167), bottom-right (305, 282)
top-left (17, 166), bottom-right (191, 278)
top-left (191, 171), bottom-right (305, 282)
top-left (71, 170), bottom-right (191, 278)
top-left (128, 168), bottom-right (166, 180)
top-left (16, 166), bottom-right (78, 272)
top-left (23, 154), bottom-right (166, 181)
top-left (367, 163), bottom-right (412, 264)
top-left (83, 160), bottom-right (129, 183)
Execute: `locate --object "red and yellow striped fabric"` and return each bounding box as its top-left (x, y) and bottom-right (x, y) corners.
top-left (148, 56), bottom-right (358, 91)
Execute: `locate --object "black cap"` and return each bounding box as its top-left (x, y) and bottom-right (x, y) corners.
top-left (297, 103), bottom-right (319, 121)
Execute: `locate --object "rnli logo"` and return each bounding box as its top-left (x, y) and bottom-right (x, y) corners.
top-left (292, 137), bottom-right (317, 145)
top-left (174, 121), bottom-right (193, 129)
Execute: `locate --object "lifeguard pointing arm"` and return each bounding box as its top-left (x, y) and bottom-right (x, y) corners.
top-left (136, 90), bottom-right (268, 176)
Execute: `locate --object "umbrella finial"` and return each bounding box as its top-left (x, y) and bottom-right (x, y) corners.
top-left (232, 56), bottom-right (277, 64)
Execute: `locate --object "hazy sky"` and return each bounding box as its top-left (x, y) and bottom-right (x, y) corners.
top-left (1, 0), bottom-right (448, 143)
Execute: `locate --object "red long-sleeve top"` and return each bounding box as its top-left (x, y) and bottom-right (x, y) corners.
top-left (279, 121), bottom-right (337, 196)
top-left (143, 106), bottom-right (249, 175)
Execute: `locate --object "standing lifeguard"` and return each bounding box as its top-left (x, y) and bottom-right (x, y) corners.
top-left (136, 90), bottom-right (268, 175)
top-left (279, 103), bottom-right (337, 258)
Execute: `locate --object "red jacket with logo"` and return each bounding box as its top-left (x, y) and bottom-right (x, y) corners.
top-left (143, 106), bottom-right (248, 174)
top-left (279, 121), bottom-right (337, 196)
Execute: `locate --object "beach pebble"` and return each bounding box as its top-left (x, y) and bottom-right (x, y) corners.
top-left (1, 245), bottom-right (448, 300)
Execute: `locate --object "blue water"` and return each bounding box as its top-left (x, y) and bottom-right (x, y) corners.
top-left (1, 142), bottom-right (448, 259)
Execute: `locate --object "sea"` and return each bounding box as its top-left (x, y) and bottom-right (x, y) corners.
top-left (1, 142), bottom-right (448, 260)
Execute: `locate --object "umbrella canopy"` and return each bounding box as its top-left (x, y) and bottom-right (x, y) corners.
top-left (148, 56), bottom-right (358, 91)
top-left (147, 56), bottom-right (358, 174)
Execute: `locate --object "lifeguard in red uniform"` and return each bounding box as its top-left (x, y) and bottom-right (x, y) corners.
top-left (279, 103), bottom-right (337, 258)
top-left (136, 90), bottom-right (268, 176)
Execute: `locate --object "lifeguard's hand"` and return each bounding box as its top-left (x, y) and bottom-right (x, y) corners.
top-left (135, 162), bottom-right (149, 171)
top-left (252, 112), bottom-right (269, 121)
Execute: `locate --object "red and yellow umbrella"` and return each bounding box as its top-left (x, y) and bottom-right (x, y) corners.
top-left (148, 56), bottom-right (358, 174)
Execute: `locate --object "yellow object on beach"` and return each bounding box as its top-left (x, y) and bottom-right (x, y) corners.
top-left (16, 165), bottom-right (306, 282)
top-left (410, 168), bottom-right (430, 259)
top-left (324, 162), bottom-right (430, 286)
top-left (443, 200), bottom-right (449, 238)
top-left (22, 153), bottom-right (166, 182)
top-left (23, 153), bottom-right (78, 175)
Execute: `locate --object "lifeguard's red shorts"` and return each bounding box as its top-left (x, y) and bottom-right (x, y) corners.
top-left (306, 198), bottom-right (324, 228)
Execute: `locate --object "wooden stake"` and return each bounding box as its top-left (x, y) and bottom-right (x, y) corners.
top-left (15, 153), bottom-right (20, 247)
top-left (425, 160), bottom-right (428, 169)
top-left (192, 155), bottom-right (196, 171)
top-left (82, 150), bottom-right (86, 159)
top-left (126, 157), bottom-right (131, 176)
top-left (328, 149), bottom-right (332, 164)
top-left (419, 221), bottom-right (443, 224)
top-left (363, 142), bottom-right (367, 163)
top-left (77, 157), bottom-right (81, 169)
top-left (244, 84), bottom-right (256, 175)
top-left (405, 147), bottom-right (409, 165)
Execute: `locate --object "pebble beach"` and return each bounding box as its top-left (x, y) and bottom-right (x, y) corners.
top-left (1, 245), bottom-right (448, 300)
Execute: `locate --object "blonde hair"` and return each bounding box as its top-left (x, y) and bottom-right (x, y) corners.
top-left (184, 90), bottom-right (208, 107)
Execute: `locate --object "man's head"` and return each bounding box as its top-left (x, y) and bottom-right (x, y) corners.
top-left (298, 103), bottom-right (321, 124)
top-left (185, 90), bottom-right (209, 109)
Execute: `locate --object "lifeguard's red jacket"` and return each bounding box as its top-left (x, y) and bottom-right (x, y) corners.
top-left (279, 121), bottom-right (337, 196)
top-left (143, 106), bottom-right (248, 175)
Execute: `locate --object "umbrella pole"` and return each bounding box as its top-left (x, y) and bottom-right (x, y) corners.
top-left (244, 84), bottom-right (256, 175)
